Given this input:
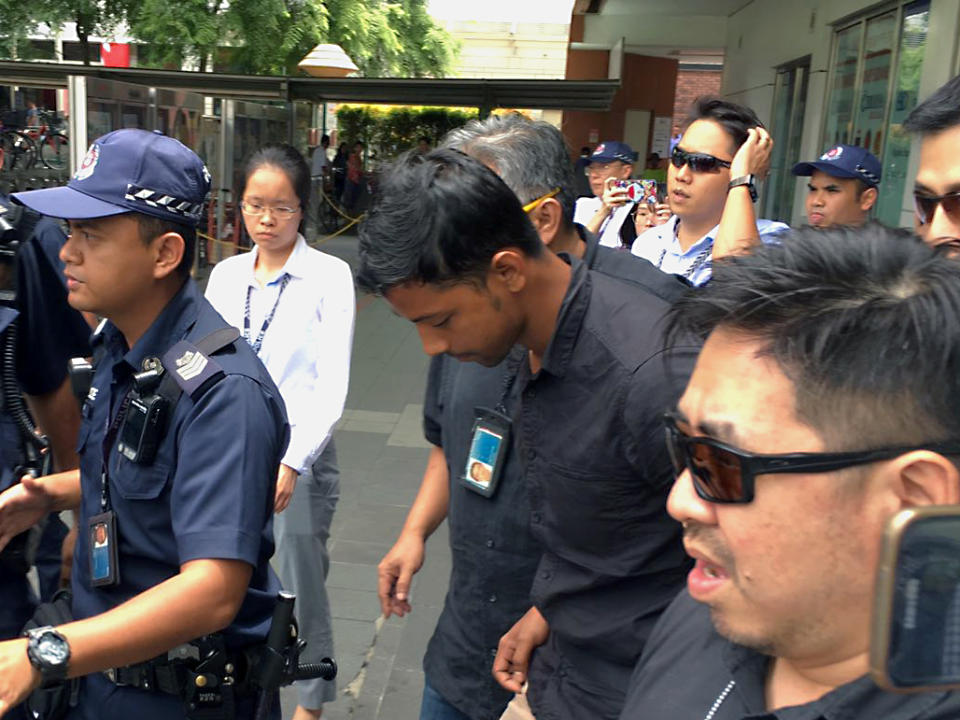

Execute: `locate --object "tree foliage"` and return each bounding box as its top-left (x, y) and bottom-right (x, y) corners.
top-left (127, 0), bottom-right (456, 77)
top-left (0, 0), bottom-right (131, 64)
top-left (0, 0), bottom-right (456, 76)
top-left (336, 105), bottom-right (475, 161)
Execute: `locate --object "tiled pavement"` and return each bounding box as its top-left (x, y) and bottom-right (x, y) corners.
top-left (277, 234), bottom-right (452, 720)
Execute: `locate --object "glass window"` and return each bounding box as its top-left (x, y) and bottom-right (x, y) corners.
top-left (822, 1), bottom-right (930, 226)
top-left (852, 11), bottom-right (896, 154)
top-left (876, 1), bottom-right (930, 226)
top-left (764, 60), bottom-right (809, 223)
top-left (823, 24), bottom-right (862, 147)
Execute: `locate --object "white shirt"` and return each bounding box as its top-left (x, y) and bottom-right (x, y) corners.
top-left (631, 215), bottom-right (789, 286)
top-left (205, 234), bottom-right (356, 474)
top-left (573, 196), bottom-right (634, 249)
top-left (311, 147), bottom-right (330, 177)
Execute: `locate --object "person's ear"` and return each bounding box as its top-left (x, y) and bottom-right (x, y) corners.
top-left (889, 451), bottom-right (960, 509)
top-left (153, 231), bottom-right (185, 280)
top-left (619, 164), bottom-right (633, 180)
top-left (529, 198), bottom-right (563, 247)
top-left (489, 249), bottom-right (528, 293)
top-left (860, 186), bottom-right (878, 212)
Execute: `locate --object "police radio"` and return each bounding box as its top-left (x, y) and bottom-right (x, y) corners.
top-left (117, 363), bottom-right (169, 465)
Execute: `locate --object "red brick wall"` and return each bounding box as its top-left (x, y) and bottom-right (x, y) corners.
top-left (562, 51), bottom-right (678, 161)
top-left (672, 70), bottom-right (723, 135)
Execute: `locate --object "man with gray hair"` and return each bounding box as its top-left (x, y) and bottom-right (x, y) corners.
top-left (376, 114), bottom-right (691, 720)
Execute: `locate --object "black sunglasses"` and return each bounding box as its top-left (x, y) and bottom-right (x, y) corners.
top-left (913, 190), bottom-right (960, 226)
top-left (670, 146), bottom-right (732, 174)
top-left (663, 412), bottom-right (960, 504)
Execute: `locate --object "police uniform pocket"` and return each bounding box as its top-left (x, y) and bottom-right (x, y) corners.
top-left (109, 460), bottom-right (170, 501)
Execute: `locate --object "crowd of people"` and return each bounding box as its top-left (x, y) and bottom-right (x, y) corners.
top-left (0, 66), bottom-right (957, 720)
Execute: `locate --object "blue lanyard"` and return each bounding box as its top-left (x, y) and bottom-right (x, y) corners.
top-left (243, 273), bottom-right (291, 355)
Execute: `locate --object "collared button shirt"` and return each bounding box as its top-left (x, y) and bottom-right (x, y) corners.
top-left (620, 590), bottom-right (960, 720)
top-left (422, 349), bottom-right (543, 720)
top-left (518, 257), bottom-right (699, 720)
top-left (631, 215), bottom-right (788, 286)
top-left (573, 196), bottom-right (634, 249)
top-left (72, 279), bottom-right (288, 652)
top-left (205, 234), bottom-right (355, 474)
top-left (419, 229), bottom-right (691, 720)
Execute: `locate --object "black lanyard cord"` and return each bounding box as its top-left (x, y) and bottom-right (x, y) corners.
top-left (100, 393), bottom-right (132, 511)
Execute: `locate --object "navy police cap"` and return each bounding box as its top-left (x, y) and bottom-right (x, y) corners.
top-left (791, 144), bottom-right (882, 188)
top-left (12, 128), bottom-right (211, 227)
top-left (588, 141), bottom-right (638, 165)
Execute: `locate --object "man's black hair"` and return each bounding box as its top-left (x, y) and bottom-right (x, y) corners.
top-left (685, 96), bottom-right (764, 153)
top-left (580, 146), bottom-right (591, 155)
top-left (904, 74), bottom-right (960, 134)
top-left (418, 135), bottom-right (431, 144)
top-left (136, 214), bottom-right (196, 277)
top-left (357, 148), bottom-right (543, 295)
top-left (667, 222), bottom-right (960, 450)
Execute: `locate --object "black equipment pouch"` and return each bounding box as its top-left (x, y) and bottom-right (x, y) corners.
top-left (21, 590), bottom-right (79, 720)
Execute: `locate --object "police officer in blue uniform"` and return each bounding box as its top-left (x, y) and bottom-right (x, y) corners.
top-left (0, 129), bottom-right (289, 720)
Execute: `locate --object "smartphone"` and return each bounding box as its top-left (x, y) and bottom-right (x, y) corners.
top-left (871, 505), bottom-right (960, 692)
top-left (614, 180), bottom-right (644, 203)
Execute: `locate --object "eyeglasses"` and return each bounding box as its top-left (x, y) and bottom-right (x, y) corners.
top-left (585, 163), bottom-right (622, 177)
top-left (663, 412), bottom-right (960, 504)
top-left (522, 187), bottom-right (561, 213)
top-left (913, 190), bottom-right (960, 226)
top-left (670, 146), bottom-right (732, 174)
top-left (240, 200), bottom-right (300, 219)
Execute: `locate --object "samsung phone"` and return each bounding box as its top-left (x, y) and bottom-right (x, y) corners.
top-left (871, 505), bottom-right (960, 692)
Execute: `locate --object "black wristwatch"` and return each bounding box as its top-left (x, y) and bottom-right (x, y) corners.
top-left (25, 626), bottom-right (71, 688)
top-left (728, 174), bottom-right (758, 202)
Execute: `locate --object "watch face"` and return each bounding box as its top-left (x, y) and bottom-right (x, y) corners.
top-left (37, 634), bottom-right (69, 665)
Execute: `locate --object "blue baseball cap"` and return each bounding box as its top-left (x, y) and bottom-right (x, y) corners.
top-left (791, 144), bottom-right (882, 187)
top-left (12, 128), bottom-right (210, 227)
top-left (587, 141), bottom-right (638, 165)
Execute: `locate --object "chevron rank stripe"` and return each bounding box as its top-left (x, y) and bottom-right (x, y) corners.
top-left (124, 184), bottom-right (203, 219)
top-left (175, 350), bottom-right (208, 381)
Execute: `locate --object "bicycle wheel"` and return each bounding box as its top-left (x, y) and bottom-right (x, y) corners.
top-left (1, 131), bottom-right (36, 170)
top-left (40, 133), bottom-right (68, 170)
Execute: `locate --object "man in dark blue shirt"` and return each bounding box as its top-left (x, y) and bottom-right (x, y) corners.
top-left (620, 224), bottom-right (960, 720)
top-left (0, 129), bottom-right (288, 720)
top-left (0, 196), bottom-right (89, 645)
top-left (377, 115), bottom-right (689, 720)
top-left (360, 148), bottom-right (696, 720)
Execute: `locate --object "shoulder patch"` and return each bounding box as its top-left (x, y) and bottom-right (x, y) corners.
top-left (161, 340), bottom-right (225, 397)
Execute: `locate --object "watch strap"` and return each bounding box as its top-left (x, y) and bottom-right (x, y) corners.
top-left (728, 174), bottom-right (758, 202)
top-left (25, 626), bottom-right (70, 688)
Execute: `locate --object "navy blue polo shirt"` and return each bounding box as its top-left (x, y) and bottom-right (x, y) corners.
top-left (72, 279), bottom-right (287, 651)
top-left (620, 589), bottom-right (960, 720)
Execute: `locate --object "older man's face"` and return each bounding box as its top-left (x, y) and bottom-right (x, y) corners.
top-left (666, 327), bottom-right (892, 660)
top-left (914, 125), bottom-right (960, 248)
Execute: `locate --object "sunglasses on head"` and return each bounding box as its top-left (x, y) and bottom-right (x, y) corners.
top-left (913, 190), bottom-right (960, 226)
top-left (670, 146), bottom-right (732, 174)
top-left (662, 412), bottom-right (960, 504)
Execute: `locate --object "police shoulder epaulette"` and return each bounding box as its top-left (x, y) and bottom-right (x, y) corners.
top-left (160, 327), bottom-right (240, 400)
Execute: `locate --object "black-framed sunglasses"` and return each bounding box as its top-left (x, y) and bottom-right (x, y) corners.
top-left (913, 190), bottom-right (960, 226)
top-left (670, 146), bottom-right (732, 174)
top-left (663, 412), bottom-right (960, 504)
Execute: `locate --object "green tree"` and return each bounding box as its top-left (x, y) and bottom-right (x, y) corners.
top-left (0, 0), bottom-right (130, 65)
top-left (127, 0), bottom-right (456, 77)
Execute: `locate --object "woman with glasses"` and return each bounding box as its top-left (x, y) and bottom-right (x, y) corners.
top-left (205, 144), bottom-right (356, 720)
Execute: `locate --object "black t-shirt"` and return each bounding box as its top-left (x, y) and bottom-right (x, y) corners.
top-left (621, 589), bottom-right (960, 720)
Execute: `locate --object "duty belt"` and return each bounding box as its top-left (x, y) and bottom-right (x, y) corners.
top-left (102, 639), bottom-right (254, 697)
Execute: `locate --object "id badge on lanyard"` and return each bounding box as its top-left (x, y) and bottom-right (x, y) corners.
top-left (462, 406), bottom-right (512, 498)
